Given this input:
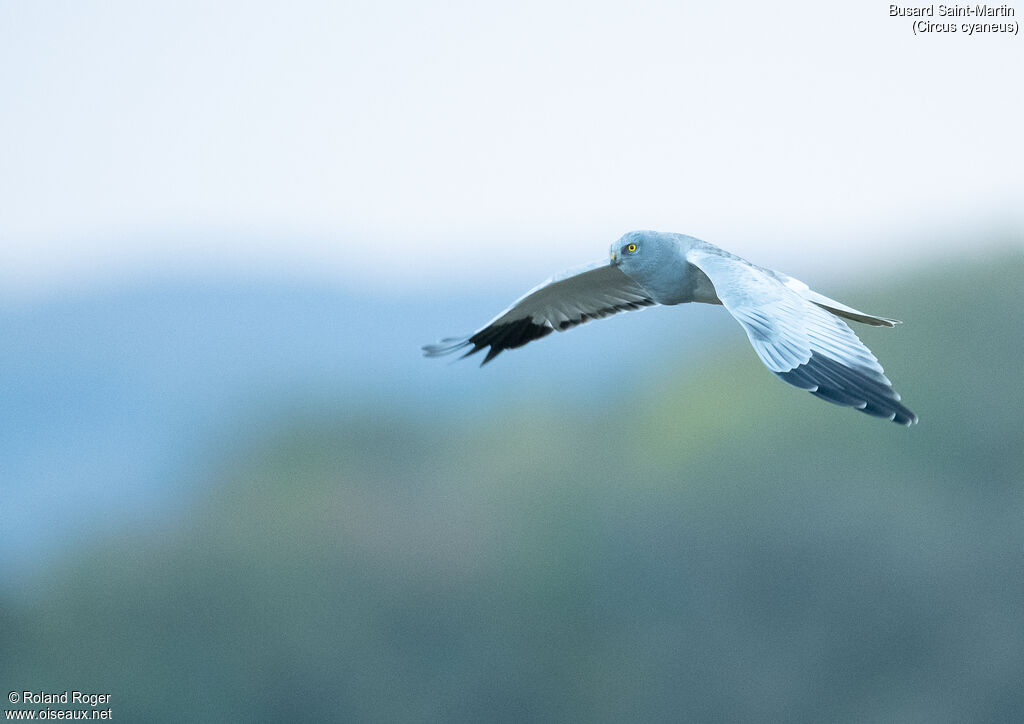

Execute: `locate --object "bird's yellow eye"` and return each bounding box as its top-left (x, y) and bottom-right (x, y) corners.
top-left (627, 243), bottom-right (637, 253)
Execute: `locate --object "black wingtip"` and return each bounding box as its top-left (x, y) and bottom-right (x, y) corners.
top-left (422, 337), bottom-right (471, 358)
top-left (777, 352), bottom-right (917, 426)
top-left (481, 346), bottom-right (502, 365)
top-left (425, 317), bottom-right (556, 366)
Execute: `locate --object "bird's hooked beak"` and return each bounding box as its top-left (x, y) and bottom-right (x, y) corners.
top-left (610, 249), bottom-right (618, 264)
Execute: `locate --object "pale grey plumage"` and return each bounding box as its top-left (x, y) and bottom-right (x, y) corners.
top-left (424, 230), bottom-right (918, 425)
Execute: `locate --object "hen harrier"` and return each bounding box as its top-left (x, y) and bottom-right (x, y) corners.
top-left (424, 231), bottom-right (917, 425)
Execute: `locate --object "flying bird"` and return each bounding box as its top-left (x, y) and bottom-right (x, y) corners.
top-left (424, 231), bottom-right (917, 425)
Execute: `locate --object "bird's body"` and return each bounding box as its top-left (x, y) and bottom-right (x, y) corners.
top-left (424, 231), bottom-right (918, 425)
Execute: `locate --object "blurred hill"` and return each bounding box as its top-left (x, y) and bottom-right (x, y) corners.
top-left (2, 252), bottom-right (1023, 721)
top-left (0, 274), bottom-right (723, 577)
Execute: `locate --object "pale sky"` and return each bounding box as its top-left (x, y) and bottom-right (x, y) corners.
top-left (1, 1), bottom-right (1021, 297)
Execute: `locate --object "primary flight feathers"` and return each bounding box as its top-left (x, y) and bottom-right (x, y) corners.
top-left (424, 231), bottom-right (918, 426)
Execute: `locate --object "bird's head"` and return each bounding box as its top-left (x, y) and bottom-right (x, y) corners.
top-left (610, 230), bottom-right (674, 278)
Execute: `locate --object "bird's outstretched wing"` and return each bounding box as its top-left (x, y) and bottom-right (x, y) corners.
top-left (423, 259), bottom-right (656, 364)
top-left (686, 247), bottom-right (917, 425)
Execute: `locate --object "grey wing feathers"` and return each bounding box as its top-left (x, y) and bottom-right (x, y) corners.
top-left (423, 259), bottom-right (656, 364)
top-left (686, 248), bottom-right (917, 425)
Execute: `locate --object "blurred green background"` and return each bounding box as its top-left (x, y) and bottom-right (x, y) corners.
top-left (3, 248), bottom-right (1021, 721)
